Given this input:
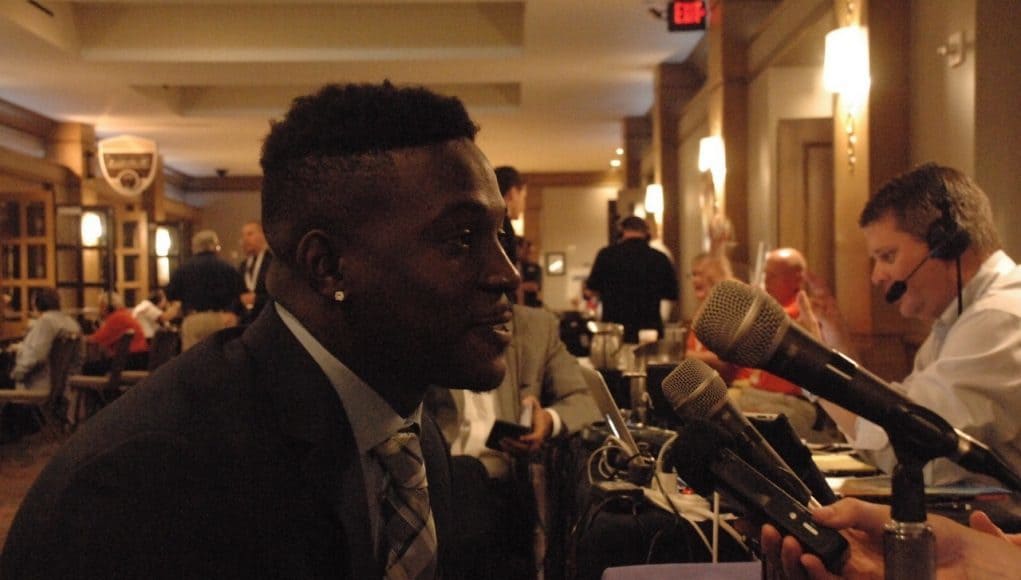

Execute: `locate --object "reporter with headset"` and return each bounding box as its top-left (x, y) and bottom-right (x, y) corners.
top-left (759, 163), bottom-right (1021, 577)
top-left (807, 163), bottom-right (1021, 486)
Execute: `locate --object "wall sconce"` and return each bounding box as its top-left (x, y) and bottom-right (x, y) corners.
top-left (154, 226), bottom-right (172, 286)
top-left (644, 183), bottom-right (664, 220)
top-left (824, 23), bottom-right (870, 173)
top-left (154, 226), bottom-right (172, 257)
top-left (80, 211), bottom-right (104, 247)
top-left (698, 135), bottom-right (727, 196)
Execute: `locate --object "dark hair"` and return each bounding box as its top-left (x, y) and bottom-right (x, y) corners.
top-left (33, 288), bottom-right (61, 312)
top-left (260, 82), bottom-right (480, 266)
top-left (619, 216), bottom-right (650, 234)
top-left (147, 289), bottom-right (166, 304)
top-left (494, 166), bottom-right (524, 197)
top-left (859, 163), bottom-right (1000, 256)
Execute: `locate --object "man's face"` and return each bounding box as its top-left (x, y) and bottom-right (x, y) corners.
top-left (505, 184), bottom-right (527, 220)
top-left (763, 258), bottom-right (802, 306)
top-left (341, 138), bottom-right (519, 390)
top-left (863, 213), bottom-right (957, 321)
top-left (241, 223), bottom-right (266, 256)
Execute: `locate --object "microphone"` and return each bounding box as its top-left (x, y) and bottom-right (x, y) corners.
top-left (670, 418), bottom-right (849, 574)
top-left (693, 279), bottom-right (1021, 491)
top-left (661, 358), bottom-right (814, 506)
top-left (885, 250), bottom-right (934, 303)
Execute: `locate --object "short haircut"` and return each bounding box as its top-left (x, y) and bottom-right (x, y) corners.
top-left (33, 288), bottom-right (61, 312)
top-left (620, 215), bottom-right (649, 234)
top-left (859, 163), bottom-right (1000, 255)
top-left (192, 230), bottom-right (221, 254)
top-left (260, 82), bottom-right (480, 266)
top-left (494, 166), bottom-right (524, 198)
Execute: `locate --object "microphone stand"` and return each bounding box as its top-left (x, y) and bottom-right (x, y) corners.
top-left (883, 446), bottom-right (935, 580)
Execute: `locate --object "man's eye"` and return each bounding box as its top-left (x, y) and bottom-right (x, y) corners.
top-left (448, 228), bottom-right (474, 250)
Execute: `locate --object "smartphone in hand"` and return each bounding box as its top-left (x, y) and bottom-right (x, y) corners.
top-left (484, 420), bottom-right (531, 450)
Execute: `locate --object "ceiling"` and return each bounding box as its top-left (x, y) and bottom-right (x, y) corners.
top-left (0, 1), bottom-right (705, 179)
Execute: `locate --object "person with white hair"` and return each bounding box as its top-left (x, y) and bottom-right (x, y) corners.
top-left (165, 229), bottom-right (246, 350)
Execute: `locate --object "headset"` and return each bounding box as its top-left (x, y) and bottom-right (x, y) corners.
top-left (926, 191), bottom-right (970, 261)
top-left (885, 180), bottom-right (970, 314)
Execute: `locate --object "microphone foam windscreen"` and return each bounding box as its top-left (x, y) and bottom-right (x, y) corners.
top-left (661, 358), bottom-right (726, 418)
top-left (692, 279), bottom-right (788, 367)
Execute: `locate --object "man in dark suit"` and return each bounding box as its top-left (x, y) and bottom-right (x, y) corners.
top-left (238, 220), bottom-right (273, 324)
top-left (0, 82), bottom-right (519, 579)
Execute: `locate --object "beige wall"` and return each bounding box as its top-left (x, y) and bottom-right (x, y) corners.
top-left (185, 190), bottom-right (261, 263)
top-left (910, 0), bottom-right (976, 174)
top-left (539, 185), bottom-right (617, 312)
top-left (973, 0), bottom-right (1021, 259)
top-left (746, 66), bottom-right (832, 259)
top-left (909, 0), bottom-right (1021, 258)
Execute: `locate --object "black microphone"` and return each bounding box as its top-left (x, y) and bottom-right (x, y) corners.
top-left (661, 358), bottom-right (814, 506)
top-left (693, 279), bottom-right (1021, 491)
top-left (885, 250), bottom-right (934, 303)
top-left (670, 419), bottom-right (849, 574)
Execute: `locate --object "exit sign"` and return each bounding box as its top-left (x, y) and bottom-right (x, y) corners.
top-left (668, 1), bottom-right (707, 32)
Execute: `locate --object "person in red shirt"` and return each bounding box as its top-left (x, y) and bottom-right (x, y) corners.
top-left (85, 291), bottom-right (149, 374)
top-left (733, 248), bottom-right (841, 443)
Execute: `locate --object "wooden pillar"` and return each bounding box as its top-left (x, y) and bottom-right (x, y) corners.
top-left (652, 62), bottom-right (704, 259)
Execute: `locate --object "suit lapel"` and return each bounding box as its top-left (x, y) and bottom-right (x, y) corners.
top-left (498, 316), bottom-right (522, 422)
top-left (241, 306), bottom-right (377, 579)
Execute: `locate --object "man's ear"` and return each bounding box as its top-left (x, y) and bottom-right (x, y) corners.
top-left (295, 230), bottom-right (344, 298)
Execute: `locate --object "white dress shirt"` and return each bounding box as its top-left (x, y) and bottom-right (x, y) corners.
top-left (275, 303), bottom-right (419, 553)
top-left (852, 251), bottom-right (1021, 485)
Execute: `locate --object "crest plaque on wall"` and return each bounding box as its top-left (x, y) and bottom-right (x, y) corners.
top-left (97, 135), bottom-right (158, 197)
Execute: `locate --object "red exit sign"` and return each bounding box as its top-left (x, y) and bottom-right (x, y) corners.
top-left (668, 1), bottom-right (707, 32)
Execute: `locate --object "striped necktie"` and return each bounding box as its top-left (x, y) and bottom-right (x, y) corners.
top-left (374, 429), bottom-right (438, 580)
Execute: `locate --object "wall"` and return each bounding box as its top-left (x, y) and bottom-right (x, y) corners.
top-left (539, 185), bottom-right (617, 312)
top-left (184, 190), bottom-right (260, 263)
top-left (746, 66), bottom-right (831, 259)
top-left (909, 0), bottom-right (1021, 259)
top-left (973, 0), bottom-right (1021, 258)
top-left (910, 0), bottom-right (976, 174)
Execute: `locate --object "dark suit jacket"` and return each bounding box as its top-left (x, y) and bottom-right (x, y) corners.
top-left (0, 306), bottom-right (454, 579)
top-left (239, 250), bottom-right (273, 324)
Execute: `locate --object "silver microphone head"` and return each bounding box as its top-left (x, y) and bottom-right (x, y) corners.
top-left (661, 358), bottom-right (727, 418)
top-left (692, 279), bottom-right (790, 367)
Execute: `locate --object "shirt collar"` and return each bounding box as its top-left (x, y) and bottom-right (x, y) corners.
top-left (934, 250), bottom-right (1014, 330)
top-left (274, 303), bottom-right (419, 455)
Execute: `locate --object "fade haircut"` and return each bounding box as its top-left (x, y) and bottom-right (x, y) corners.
top-left (859, 163), bottom-right (1000, 256)
top-left (260, 82), bottom-right (480, 266)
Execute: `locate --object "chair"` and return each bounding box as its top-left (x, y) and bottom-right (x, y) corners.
top-left (0, 332), bottom-right (82, 440)
top-left (148, 327), bottom-right (181, 370)
top-left (120, 327), bottom-right (180, 385)
top-left (68, 330), bottom-right (135, 425)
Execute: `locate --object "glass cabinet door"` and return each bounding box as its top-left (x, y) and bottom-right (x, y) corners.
top-left (1, 193), bottom-right (55, 340)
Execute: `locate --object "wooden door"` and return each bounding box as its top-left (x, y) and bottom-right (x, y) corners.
top-left (777, 118), bottom-right (835, 291)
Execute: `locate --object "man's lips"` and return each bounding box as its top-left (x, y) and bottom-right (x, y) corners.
top-left (473, 306), bottom-right (513, 342)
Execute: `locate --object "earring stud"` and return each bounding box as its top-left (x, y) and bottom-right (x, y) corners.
top-left (334, 290), bottom-right (346, 302)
